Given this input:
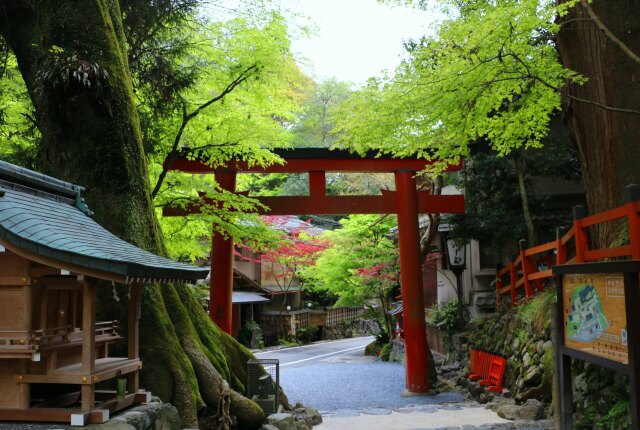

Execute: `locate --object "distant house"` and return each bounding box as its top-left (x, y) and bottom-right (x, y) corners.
top-left (231, 216), bottom-right (323, 343)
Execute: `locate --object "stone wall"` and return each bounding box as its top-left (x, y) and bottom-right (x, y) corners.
top-left (460, 290), bottom-right (631, 429)
top-left (465, 291), bottom-right (555, 404)
top-left (321, 318), bottom-right (380, 340)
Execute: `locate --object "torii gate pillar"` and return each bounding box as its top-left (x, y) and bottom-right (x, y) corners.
top-left (395, 170), bottom-right (429, 393)
top-left (210, 171), bottom-right (236, 333)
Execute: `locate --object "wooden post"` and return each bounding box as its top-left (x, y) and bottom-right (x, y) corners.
top-left (556, 227), bottom-right (567, 266)
top-left (624, 185), bottom-right (640, 259)
top-left (555, 276), bottom-right (573, 430)
top-left (519, 239), bottom-right (534, 299)
top-left (128, 283), bottom-right (140, 393)
top-left (624, 271), bottom-right (640, 430)
top-left (309, 171), bottom-right (326, 196)
top-left (495, 263), bottom-right (503, 308)
top-left (509, 259), bottom-right (518, 305)
top-left (81, 281), bottom-right (96, 411)
top-left (572, 205), bottom-right (588, 263)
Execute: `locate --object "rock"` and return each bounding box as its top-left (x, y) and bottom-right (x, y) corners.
top-left (260, 425), bottom-right (280, 430)
top-left (522, 352), bottom-right (531, 367)
top-left (518, 399), bottom-right (544, 420)
top-left (87, 401), bottom-right (180, 430)
top-left (513, 337), bottom-right (520, 352)
top-left (293, 406), bottom-right (322, 426)
top-left (573, 372), bottom-right (588, 394)
top-left (440, 362), bottom-right (461, 372)
top-left (468, 381), bottom-right (485, 396)
top-left (478, 392), bottom-right (494, 404)
top-left (515, 383), bottom-right (547, 402)
top-left (496, 404), bottom-right (520, 420)
top-left (457, 376), bottom-right (469, 387)
top-left (542, 340), bottom-right (553, 351)
top-left (497, 399), bottom-right (544, 421)
top-left (523, 366), bottom-right (543, 387)
top-left (267, 413), bottom-right (300, 430)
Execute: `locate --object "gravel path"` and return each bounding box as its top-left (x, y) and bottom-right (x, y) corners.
top-left (280, 360), bottom-right (464, 412)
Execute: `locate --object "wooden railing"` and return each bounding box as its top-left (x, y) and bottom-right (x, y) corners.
top-left (496, 194), bottom-right (640, 307)
top-left (0, 321), bottom-right (120, 351)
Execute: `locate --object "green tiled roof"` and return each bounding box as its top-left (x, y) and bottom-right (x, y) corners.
top-left (0, 161), bottom-right (209, 283)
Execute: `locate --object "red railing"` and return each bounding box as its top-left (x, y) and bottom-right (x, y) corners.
top-left (496, 199), bottom-right (640, 307)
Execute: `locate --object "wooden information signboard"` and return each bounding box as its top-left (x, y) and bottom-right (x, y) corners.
top-left (554, 261), bottom-right (640, 430)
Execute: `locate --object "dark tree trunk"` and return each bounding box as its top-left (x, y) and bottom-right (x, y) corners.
top-left (556, 0), bottom-right (640, 246)
top-left (0, 1), bottom-right (265, 428)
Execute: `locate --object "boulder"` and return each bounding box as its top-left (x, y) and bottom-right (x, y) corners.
top-left (523, 366), bottom-right (543, 387)
top-left (496, 399), bottom-right (544, 421)
top-left (267, 413), bottom-right (305, 430)
top-left (81, 401), bottom-right (180, 430)
top-left (293, 406), bottom-right (322, 426)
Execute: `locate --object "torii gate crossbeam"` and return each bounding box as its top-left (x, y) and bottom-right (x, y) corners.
top-left (164, 148), bottom-right (464, 394)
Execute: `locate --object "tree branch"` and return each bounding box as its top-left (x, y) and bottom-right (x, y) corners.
top-left (150, 64), bottom-right (259, 198)
top-left (508, 50), bottom-right (640, 116)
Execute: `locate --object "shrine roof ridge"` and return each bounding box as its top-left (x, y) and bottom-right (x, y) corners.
top-left (0, 161), bottom-right (209, 283)
top-left (0, 159), bottom-right (83, 199)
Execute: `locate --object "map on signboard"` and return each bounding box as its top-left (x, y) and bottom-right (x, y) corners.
top-left (563, 273), bottom-right (627, 364)
top-left (567, 284), bottom-right (609, 342)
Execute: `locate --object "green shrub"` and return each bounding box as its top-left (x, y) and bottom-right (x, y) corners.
top-left (379, 343), bottom-right (392, 361)
top-left (429, 300), bottom-right (459, 330)
top-left (375, 330), bottom-right (390, 346)
top-left (238, 320), bottom-right (262, 347)
top-left (296, 325), bottom-right (320, 344)
top-left (278, 338), bottom-right (298, 347)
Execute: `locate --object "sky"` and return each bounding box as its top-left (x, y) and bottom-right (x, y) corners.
top-left (288, 0), bottom-right (438, 85)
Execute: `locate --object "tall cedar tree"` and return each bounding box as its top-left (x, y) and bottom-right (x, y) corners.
top-left (556, 0), bottom-right (640, 246)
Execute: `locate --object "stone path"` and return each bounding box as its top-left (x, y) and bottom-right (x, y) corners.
top-left (315, 402), bottom-right (555, 430)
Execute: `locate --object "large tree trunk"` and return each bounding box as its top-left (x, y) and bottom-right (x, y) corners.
top-left (556, 0), bottom-right (640, 247)
top-left (0, 1), bottom-right (266, 428)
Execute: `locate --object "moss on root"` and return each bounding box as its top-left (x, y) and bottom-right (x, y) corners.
top-left (140, 285), bottom-right (203, 428)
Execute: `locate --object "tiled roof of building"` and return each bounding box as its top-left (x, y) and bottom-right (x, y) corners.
top-left (0, 160), bottom-right (209, 283)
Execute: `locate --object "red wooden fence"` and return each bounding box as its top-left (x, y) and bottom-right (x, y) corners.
top-left (496, 194), bottom-right (640, 307)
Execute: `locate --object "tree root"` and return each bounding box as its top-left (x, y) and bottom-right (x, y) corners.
top-left (162, 286), bottom-right (265, 429)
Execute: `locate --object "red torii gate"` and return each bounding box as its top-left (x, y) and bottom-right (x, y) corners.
top-left (164, 148), bottom-right (464, 394)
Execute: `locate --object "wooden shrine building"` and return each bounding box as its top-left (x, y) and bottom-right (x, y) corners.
top-left (0, 161), bottom-right (209, 425)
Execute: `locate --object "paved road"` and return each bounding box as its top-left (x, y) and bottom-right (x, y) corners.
top-left (258, 337), bottom-right (554, 430)
top-left (256, 336), bottom-right (465, 412)
top-left (254, 336), bottom-right (375, 368)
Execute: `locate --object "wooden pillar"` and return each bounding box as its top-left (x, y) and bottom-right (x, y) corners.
top-left (81, 282), bottom-right (96, 411)
top-left (210, 172), bottom-right (237, 333)
top-left (572, 205), bottom-right (588, 263)
top-left (128, 283), bottom-right (140, 393)
top-left (555, 276), bottom-right (573, 430)
top-left (394, 170), bottom-right (429, 393)
top-left (556, 227), bottom-right (567, 266)
top-left (624, 185), bottom-right (640, 259)
top-left (624, 271), bottom-right (640, 430)
top-left (309, 171), bottom-right (326, 196)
